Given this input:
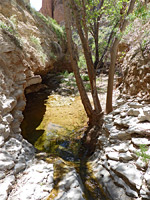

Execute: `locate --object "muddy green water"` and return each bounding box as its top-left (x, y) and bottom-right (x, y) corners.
top-left (21, 75), bottom-right (108, 200)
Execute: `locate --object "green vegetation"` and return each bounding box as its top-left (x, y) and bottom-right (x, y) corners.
top-left (49, 52), bottom-right (57, 60)
top-left (0, 15), bottom-right (17, 33)
top-left (0, 20), bottom-right (14, 33)
top-left (30, 35), bottom-right (41, 49)
top-left (137, 144), bottom-right (150, 163)
top-left (25, 2), bottom-right (65, 41)
top-left (34, 11), bottom-right (65, 40)
top-left (30, 35), bottom-right (47, 64)
top-left (0, 16), bottom-right (22, 48)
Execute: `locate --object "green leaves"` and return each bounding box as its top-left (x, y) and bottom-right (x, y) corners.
top-left (136, 144), bottom-right (150, 163)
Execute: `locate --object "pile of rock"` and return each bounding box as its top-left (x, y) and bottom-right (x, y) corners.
top-left (89, 99), bottom-right (150, 200)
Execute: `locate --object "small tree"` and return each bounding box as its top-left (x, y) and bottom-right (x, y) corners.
top-left (63, 0), bottom-right (103, 126)
top-left (106, 0), bottom-right (136, 113)
top-left (63, 0), bottom-right (136, 124)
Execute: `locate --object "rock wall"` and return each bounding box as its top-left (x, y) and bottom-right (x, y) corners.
top-left (90, 99), bottom-right (150, 200)
top-left (40, 0), bottom-right (64, 25)
top-left (89, 18), bottom-right (150, 200)
top-left (0, 0), bottom-right (69, 199)
top-left (40, 0), bottom-right (53, 18)
top-left (118, 20), bottom-right (150, 102)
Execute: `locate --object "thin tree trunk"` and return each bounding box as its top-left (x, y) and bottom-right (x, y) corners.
top-left (70, 0), bottom-right (102, 114)
top-left (106, 39), bottom-right (119, 113)
top-left (94, 22), bottom-right (99, 69)
top-left (63, 0), bottom-right (93, 120)
top-left (97, 21), bottom-right (119, 70)
top-left (106, 0), bottom-right (136, 114)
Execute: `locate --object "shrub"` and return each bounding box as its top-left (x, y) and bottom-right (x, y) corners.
top-left (136, 144), bottom-right (150, 163)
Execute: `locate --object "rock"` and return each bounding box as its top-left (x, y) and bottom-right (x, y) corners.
top-left (3, 114), bottom-right (14, 124)
top-left (114, 116), bottom-right (138, 128)
top-left (116, 98), bottom-right (125, 106)
top-left (132, 138), bottom-right (150, 146)
top-left (0, 124), bottom-right (5, 135)
top-left (129, 102), bottom-right (143, 109)
top-left (25, 75), bottom-right (42, 88)
top-left (108, 160), bottom-right (119, 170)
top-left (110, 129), bottom-right (131, 140)
top-left (104, 178), bottom-right (133, 200)
top-left (40, 0), bottom-right (64, 25)
top-left (4, 138), bottom-right (22, 158)
top-left (110, 170), bottom-right (138, 198)
top-left (114, 163), bottom-right (143, 190)
top-left (0, 192), bottom-right (7, 200)
top-left (21, 139), bottom-right (35, 161)
top-left (107, 151), bottom-right (119, 161)
top-left (138, 107), bottom-right (150, 122)
top-left (126, 122), bottom-right (150, 136)
top-left (0, 150), bottom-right (15, 171)
top-left (66, 188), bottom-right (85, 200)
top-left (14, 163), bottom-right (26, 174)
top-left (127, 108), bottom-right (140, 117)
top-left (119, 152), bottom-right (133, 162)
top-left (113, 142), bottom-right (129, 152)
top-left (0, 175), bottom-right (15, 200)
top-left (0, 136), bottom-right (4, 147)
top-left (8, 160), bottom-right (54, 200)
top-left (0, 160), bottom-right (15, 171)
top-left (136, 157), bottom-right (147, 169)
top-left (2, 98), bottom-right (17, 115)
top-left (0, 172), bottom-right (5, 180)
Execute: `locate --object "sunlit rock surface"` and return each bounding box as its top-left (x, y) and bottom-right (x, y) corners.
top-left (89, 99), bottom-right (150, 200)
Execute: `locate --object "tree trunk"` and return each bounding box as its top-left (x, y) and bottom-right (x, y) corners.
top-left (63, 0), bottom-right (103, 126)
top-left (70, 0), bottom-right (102, 114)
top-left (63, 0), bottom-right (93, 121)
top-left (94, 22), bottom-right (99, 69)
top-left (106, 0), bottom-right (136, 114)
top-left (106, 38), bottom-right (119, 114)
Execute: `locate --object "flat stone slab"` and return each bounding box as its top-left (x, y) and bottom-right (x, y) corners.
top-left (126, 122), bottom-right (150, 136)
top-left (138, 107), bottom-right (150, 122)
top-left (114, 116), bottom-right (138, 128)
top-left (127, 108), bottom-right (140, 117)
top-left (107, 151), bottom-right (119, 161)
top-left (119, 152), bottom-right (133, 162)
top-left (113, 142), bottom-right (130, 153)
top-left (132, 138), bottom-right (150, 146)
top-left (114, 163), bottom-right (143, 190)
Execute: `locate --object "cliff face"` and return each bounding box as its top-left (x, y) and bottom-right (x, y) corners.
top-left (0, 0), bottom-right (70, 141)
top-left (0, 1), bottom-right (70, 197)
top-left (118, 20), bottom-right (150, 102)
top-left (40, 0), bottom-right (64, 25)
top-left (40, 0), bottom-right (53, 18)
